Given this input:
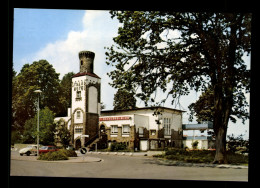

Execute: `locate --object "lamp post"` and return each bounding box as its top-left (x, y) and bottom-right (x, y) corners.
top-left (34, 89), bottom-right (42, 156)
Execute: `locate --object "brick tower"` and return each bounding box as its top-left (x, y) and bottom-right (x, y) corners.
top-left (70, 51), bottom-right (101, 149)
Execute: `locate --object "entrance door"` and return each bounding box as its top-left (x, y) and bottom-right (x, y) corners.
top-left (75, 139), bottom-right (81, 150)
top-left (140, 140), bottom-right (148, 151)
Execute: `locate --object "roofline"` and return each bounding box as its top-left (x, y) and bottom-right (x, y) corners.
top-left (72, 72), bottom-right (101, 79)
top-left (101, 106), bottom-right (186, 113)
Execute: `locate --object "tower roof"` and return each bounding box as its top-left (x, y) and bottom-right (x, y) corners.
top-left (72, 72), bottom-right (101, 79)
top-left (79, 51), bottom-right (95, 59)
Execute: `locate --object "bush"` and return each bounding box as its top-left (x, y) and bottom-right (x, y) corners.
top-left (192, 141), bottom-right (199, 149)
top-left (58, 149), bottom-right (77, 157)
top-left (110, 142), bottom-right (127, 151)
top-left (165, 148), bottom-right (189, 156)
top-left (38, 151), bottom-right (68, 161)
top-left (37, 149), bottom-right (77, 161)
top-left (153, 148), bottom-right (248, 164)
top-left (226, 151), bottom-right (248, 164)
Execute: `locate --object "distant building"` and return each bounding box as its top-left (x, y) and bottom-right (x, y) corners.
top-left (182, 122), bottom-right (215, 149)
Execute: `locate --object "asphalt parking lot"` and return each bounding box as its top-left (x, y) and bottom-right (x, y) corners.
top-left (10, 151), bottom-right (248, 181)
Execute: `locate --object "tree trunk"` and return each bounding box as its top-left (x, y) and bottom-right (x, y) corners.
top-left (213, 125), bottom-right (228, 164)
top-left (212, 81), bottom-right (230, 164)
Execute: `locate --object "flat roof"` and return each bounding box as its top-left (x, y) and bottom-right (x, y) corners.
top-left (101, 106), bottom-right (186, 113)
top-left (182, 122), bottom-right (213, 130)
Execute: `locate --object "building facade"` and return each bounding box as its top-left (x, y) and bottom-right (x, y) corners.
top-left (55, 50), bottom-right (185, 151)
top-left (99, 107), bottom-right (184, 151)
top-left (55, 51), bottom-right (101, 149)
top-left (182, 122), bottom-right (215, 150)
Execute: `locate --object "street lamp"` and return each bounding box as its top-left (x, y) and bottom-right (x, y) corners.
top-left (34, 89), bottom-right (42, 156)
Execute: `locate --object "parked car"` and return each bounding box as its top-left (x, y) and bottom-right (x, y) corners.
top-left (19, 145), bottom-right (38, 156)
top-left (38, 146), bottom-right (59, 155)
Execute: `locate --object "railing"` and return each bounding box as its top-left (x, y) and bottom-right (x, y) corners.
top-left (84, 132), bottom-right (99, 147)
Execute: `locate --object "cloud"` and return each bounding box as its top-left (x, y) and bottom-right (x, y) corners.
top-left (25, 10), bottom-right (119, 110)
top-left (30, 10), bottom-right (118, 80)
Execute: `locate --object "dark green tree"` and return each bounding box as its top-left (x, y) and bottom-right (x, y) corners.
top-left (105, 11), bottom-right (251, 163)
top-left (57, 72), bottom-right (74, 117)
top-left (21, 107), bottom-right (56, 145)
top-left (113, 88), bottom-right (137, 110)
top-left (188, 86), bottom-right (249, 124)
top-left (12, 60), bottom-right (61, 132)
top-left (55, 119), bottom-right (71, 148)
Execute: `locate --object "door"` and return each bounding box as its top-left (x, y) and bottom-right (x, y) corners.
top-left (202, 140), bottom-right (208, 149)
top-left (75, 139), bottom-right (81, 150)
top-left (140, 140), bottom-right (148, 151)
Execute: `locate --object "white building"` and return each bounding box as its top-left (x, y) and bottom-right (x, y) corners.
top-left (99, 107), bottom-right (185, 151)
top-left (55, 51), bottom-right (101, 149)
top-left (182, 122), bottom-right (215, 150)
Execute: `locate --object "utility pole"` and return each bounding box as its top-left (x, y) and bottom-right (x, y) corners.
top-left (34, 89), bottom-right (42, 156)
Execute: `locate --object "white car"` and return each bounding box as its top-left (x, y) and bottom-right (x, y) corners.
top-left (19, 145), bottom-right (38, 156)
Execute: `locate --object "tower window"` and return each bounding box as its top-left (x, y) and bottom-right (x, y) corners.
top-left (76, 111), bottom-right (81, 119)
top-left (76, 91), bottom-right (82, 101)
top-left (77, 91), bottom-right (81, 98)
top-left (75, 128), bottom-right (83, 133)
top-left (80, 60), bottom-right (83, 65)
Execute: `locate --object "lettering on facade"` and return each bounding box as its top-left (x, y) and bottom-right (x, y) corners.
top-left (99, 116), bottom-right (131, 121)
top-left (72, 79), bottom-right (97, 91)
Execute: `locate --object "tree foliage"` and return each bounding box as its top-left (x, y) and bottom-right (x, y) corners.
top-left (55, 119), bottom-right (71, 148)
top-left (12, 60), bottom-right (61, 131)
top-left (57, 72), bottom-right (74, 117)
top-left (12, 60), bottom-right (74, 134)
top-left (113, 88), bottom-right (137, 110)
top-left (188, 86), bottom-right (249, 124)
top-left (21, 107), bottom-right (56, 145)
top-left (105, 11), bottom-right (251, 163)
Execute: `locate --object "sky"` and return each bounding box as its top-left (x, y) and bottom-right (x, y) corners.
top-left (12, 9), bottom-right (250, 139)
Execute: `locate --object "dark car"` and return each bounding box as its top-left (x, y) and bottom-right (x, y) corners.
top-left (38, 146), bottom-right (59, 155)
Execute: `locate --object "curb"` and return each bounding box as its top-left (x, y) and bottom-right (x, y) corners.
top-left (11, 156), bottom-right (102, 163)
top-left (86, 151), bottom-right (152, 157)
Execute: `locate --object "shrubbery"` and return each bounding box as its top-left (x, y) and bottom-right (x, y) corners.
top-left (37, 149), bottom-right (77, 161)
top-left (109, 142), bottom-right (127, 151)
top-left (153, 148), bottom-right (248, 164)
top-left (58, 149), bottom-right (77, 157)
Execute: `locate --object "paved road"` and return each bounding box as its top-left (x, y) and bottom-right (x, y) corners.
top-left (10, 151), bottom-right (248, 181)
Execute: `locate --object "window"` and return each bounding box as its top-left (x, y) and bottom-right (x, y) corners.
top-left (76, 91), bottom-right (82, 101)
top-left (122, 125), bottom-right (130, 134)
top-left (77, 91), bottom-right (81, 98)
top-left (138, 127), bottom-right (144, 135)
top-left (75, 128), bottom-right (83, 133)
top-left (164, 118), bottom-right (171, 135)
top-left (77, 111), bottom-right (81, 119)
top-left (111, 125), bottom-right (118, 134)
top-left (151, 130), bottom-right (156, 136)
